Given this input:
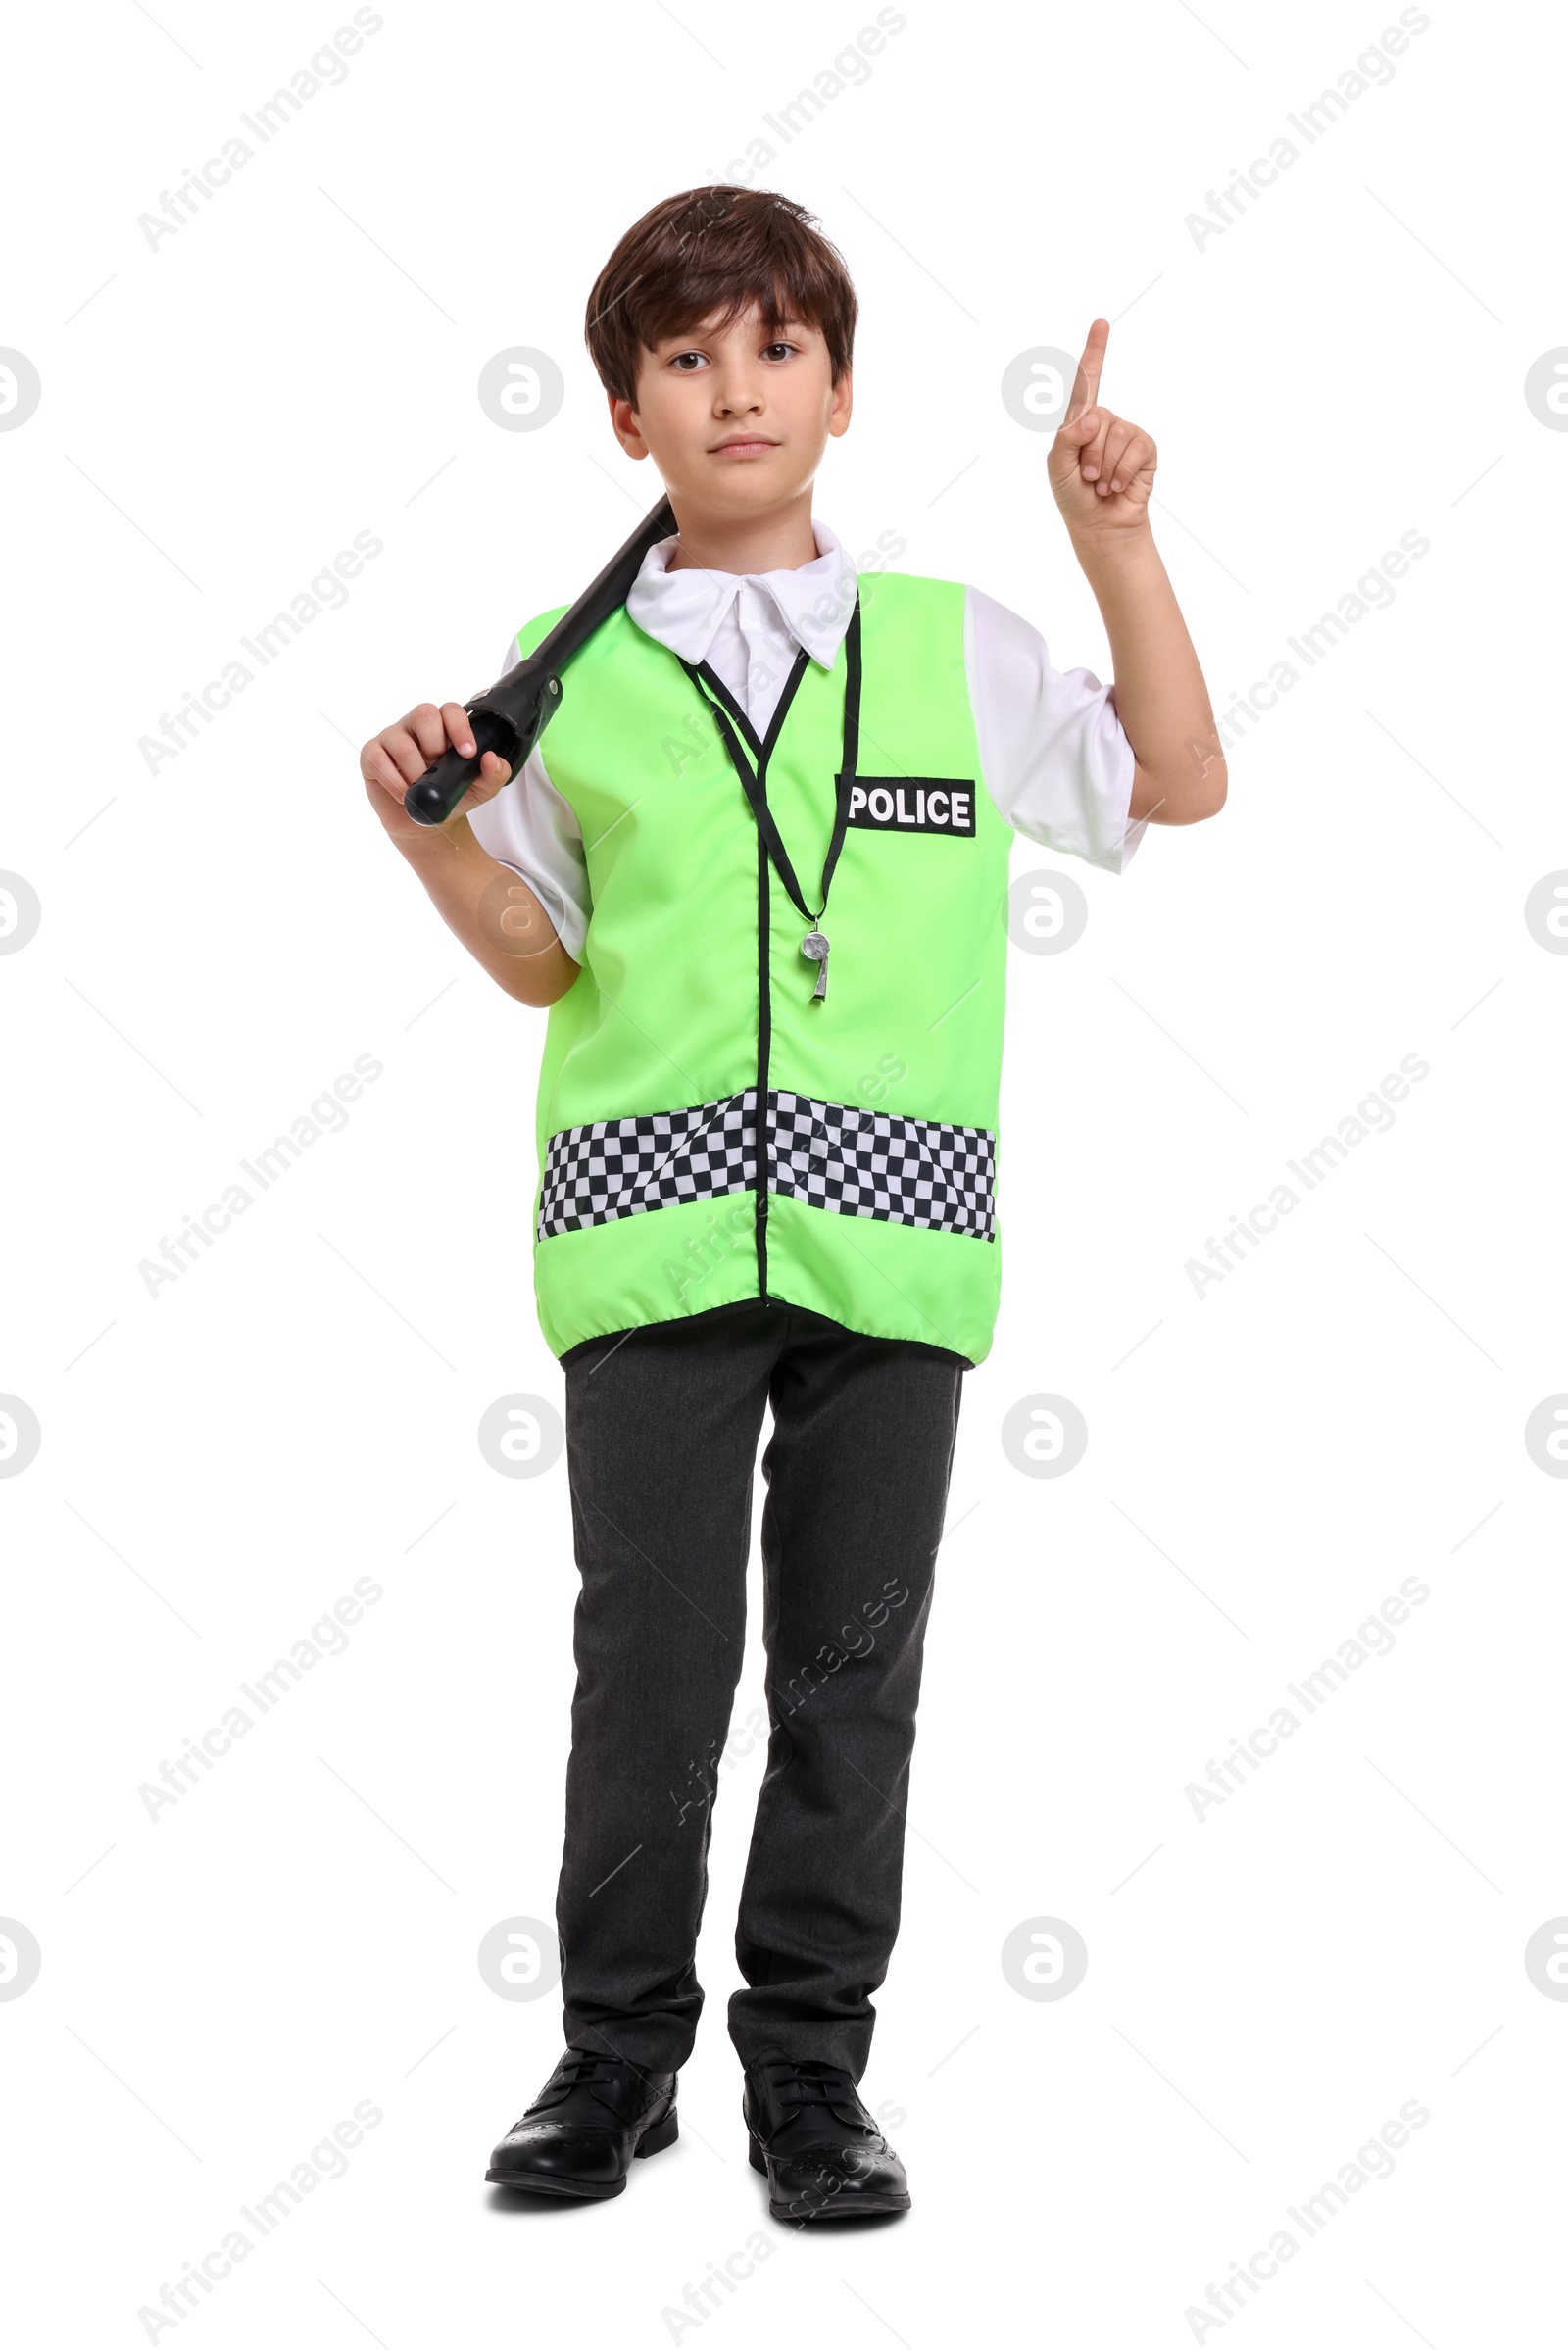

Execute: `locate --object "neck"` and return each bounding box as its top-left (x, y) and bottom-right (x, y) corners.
top-left (664, 488), bottom-right (818, 575)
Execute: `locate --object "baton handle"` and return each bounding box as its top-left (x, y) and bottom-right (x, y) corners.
top-left (403, 493), bottom-right (674, 828)
top-left (401, 688), bottom-right (557, 830)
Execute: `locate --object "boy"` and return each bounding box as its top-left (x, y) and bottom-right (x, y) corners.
top-left (362, 187), bottom-right (1224, 2221)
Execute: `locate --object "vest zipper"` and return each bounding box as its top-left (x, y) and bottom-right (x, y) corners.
top-left (755, 831), bottom-right (771, 1299)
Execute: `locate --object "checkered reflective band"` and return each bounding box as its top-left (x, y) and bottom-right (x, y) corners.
top-left (538, 1092), bottom-right (997, 1242)
top-left (768, 1091), bottom-right (995, 1237)
top-left (536, 1094), bottom-right (758, 1238)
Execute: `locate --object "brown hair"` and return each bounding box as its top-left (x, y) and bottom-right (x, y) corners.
top-left (584, 186), bottom-right (858, 408)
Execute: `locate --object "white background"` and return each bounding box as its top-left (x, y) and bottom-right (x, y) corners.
top-left (3, 1), bottom-right (1565, 2342)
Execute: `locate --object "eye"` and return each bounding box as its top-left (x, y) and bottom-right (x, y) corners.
top-left (669, 349), bottom-right (708, 371)
top-left (762, 341), bottom-right (797, 362)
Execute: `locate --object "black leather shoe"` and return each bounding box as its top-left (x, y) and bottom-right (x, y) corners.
top-left (743, 2054), bottom-right (910, 2221)
top-left (485, 2046), bottom-right (678, 2198)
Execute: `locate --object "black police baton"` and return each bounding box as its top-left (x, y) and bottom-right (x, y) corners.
top-left (403, 491), bottom-right (676, 827)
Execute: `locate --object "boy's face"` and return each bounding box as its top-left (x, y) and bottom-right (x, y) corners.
top-left (608, 304), bottom-right (852, 522)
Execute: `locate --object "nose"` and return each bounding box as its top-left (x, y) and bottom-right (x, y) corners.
top-left (713, 365), bottom-right (764, 417)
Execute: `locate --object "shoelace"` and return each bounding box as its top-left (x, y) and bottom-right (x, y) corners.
top-left (549, 2050), bottom-right (637, 2092)
top-left (756, 2058), bottom-right (871, 2130)
top-left (524, 2048), bottom-right (657, 2120)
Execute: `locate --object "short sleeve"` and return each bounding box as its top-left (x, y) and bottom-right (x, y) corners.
top-left (463, 633), bottom-right (592, 962)
top-left (964, 586), bottom-right (1143, 872)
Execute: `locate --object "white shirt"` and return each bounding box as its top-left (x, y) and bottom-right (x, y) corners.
top-left (466, 520), bottom-right (1142, 963)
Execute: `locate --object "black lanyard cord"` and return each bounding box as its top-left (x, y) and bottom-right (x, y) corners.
top-left (680, 595), bottom-right (862, 929)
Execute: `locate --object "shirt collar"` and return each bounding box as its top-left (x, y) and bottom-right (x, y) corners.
top-left (624, 517), bottom-right (858, 672)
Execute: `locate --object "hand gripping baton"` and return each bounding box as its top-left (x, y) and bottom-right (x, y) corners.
top-left (402, 492), bottom-right (676, 827)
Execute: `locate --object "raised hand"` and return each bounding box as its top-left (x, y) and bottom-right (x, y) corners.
top-left (1048, 319), bottom-right (1157, 536)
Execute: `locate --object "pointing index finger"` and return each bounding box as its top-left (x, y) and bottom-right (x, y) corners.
top-left (1065, 318), bottom-right (1110, 423)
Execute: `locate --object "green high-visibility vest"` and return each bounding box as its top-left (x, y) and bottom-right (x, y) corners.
top-left (513, 569), bottom-right (1014, 1365)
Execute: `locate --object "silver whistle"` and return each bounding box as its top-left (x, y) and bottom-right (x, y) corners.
top-left (801, 929), bottom-right (830, 1002)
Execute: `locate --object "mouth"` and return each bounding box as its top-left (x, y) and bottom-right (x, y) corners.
top-left (709, 436), bottom-right (778, 458)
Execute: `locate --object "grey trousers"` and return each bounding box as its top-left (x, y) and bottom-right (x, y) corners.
top-left (555, 1299), bottom-right (965, 2079)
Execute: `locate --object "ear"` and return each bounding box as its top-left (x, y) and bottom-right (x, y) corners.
top-left (608, 389), bottom-right (650, 459)
top-left (828, 368), bottom-right (854, 439)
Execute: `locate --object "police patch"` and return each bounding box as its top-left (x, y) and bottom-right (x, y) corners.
top-left (840, 777), bottom-right (976, 836)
